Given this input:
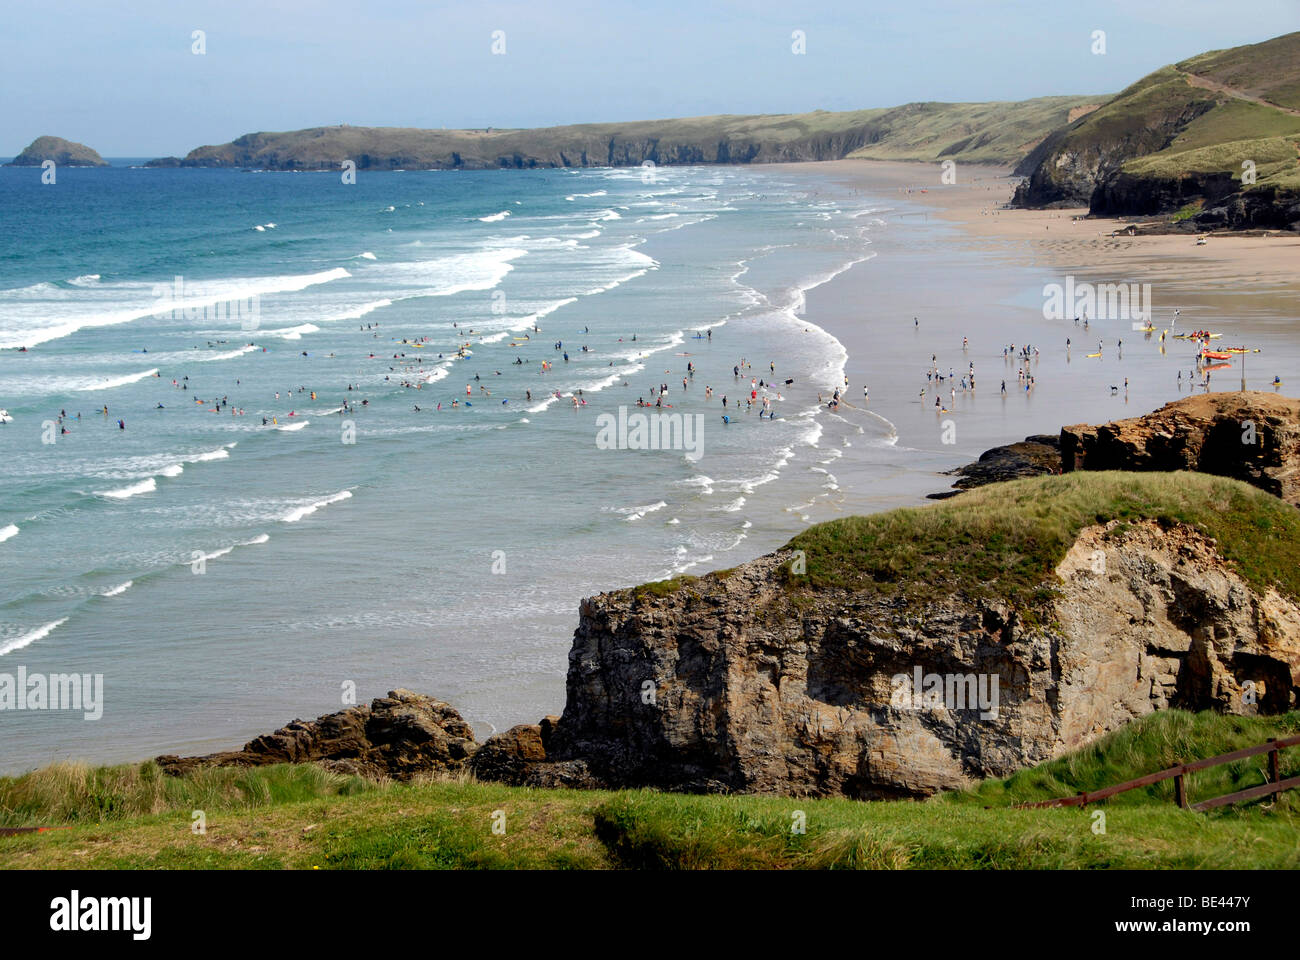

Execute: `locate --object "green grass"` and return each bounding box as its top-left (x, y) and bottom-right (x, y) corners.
top-left (1124, 132), bottom-right (1299, 191)
top-left (1177, 32), bottom-right (1300, 111)
top-left (782, 471), bottom-right (1300, 607)
top-left (0, 760), bottom-right (376, 828)
top-left (843, 96), bottom-right (1102, 165)
top-left (1164, 100), bottom-right (1300, 153)
top-left (949, 710), bottom-right (1300, 809)
top-left (3, 710), bottom-right (1297, 869)
top-left (593, 788), bottom-right (1299, 869)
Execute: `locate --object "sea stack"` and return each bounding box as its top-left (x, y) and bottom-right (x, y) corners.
top-left (7, 135), bottom-right (109, 167)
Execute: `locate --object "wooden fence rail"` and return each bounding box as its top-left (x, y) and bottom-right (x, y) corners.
top-left (1018, 732), bottom-right (1300, 812)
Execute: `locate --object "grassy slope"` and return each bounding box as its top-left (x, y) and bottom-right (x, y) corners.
top-left (1018, 32), bottom-right (1300, 205)
top-left (842, 97), bottom-right (1101, 165)
top-left (1, 712), bottom-right (1296, 869)
top-left (1176, 33), bottom-right (1300, 111)
top-left (170, 96), bottom-right (1099, 169)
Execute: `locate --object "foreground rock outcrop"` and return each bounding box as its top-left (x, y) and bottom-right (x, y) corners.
top-left (1061, 392), bottom-right (1300, 506)
top-left (544, 505), bottom-right (1300, 799)
top-left (157, 689), bottom-right (479, 780)
top-left (7, 136), bottom-right (108, 167)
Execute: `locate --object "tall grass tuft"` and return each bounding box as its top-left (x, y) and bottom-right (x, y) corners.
top-left (0, 761), bottom-right (375, 827)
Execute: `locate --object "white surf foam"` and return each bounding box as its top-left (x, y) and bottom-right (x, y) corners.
top-left (0, 267), bottom-right (351, 350)
top-left (265, 323), bottom-right (320, 340)
top-left (0, 524), bottom-right (17, 544)
top-left (613, 501), bottom-right (668, 521)
top-left (0, 618), bottom-right (68, 657)
top-left (75, 368), bottom-right (159, 391)
top-left (198, 344), bottom-right (258, 361)
top-left (96, 477), bottom-right (157, 499)
top-left (281, 489), bottom-right (352, 523)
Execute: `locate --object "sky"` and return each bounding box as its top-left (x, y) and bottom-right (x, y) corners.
top-left (3, 0), bottom-right (1298, 157)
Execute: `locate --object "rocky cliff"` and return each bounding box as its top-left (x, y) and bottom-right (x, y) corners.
top-left (1061, 392), bottom-right (1300, 506)
top-left (933, 393), bottom-right (1300, 503)
top-left (7, 135), bottom-right (108, 167)
top-left (544, 476), bottom-right (1300, 798)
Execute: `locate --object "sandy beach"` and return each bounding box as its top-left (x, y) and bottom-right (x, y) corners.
top-left (779, 159), bottom-right (1300, 510)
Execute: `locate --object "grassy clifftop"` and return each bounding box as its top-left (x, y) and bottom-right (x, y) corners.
top-left (146, 96), bottom-right (1098, 171)
top-left (773, 471), bottom-right (1300, 606)
top-left (1, 710), bottom-right (1295, 869)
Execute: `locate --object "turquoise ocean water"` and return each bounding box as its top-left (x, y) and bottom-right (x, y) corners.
top-left (0, 161), bottom-right (897, 770)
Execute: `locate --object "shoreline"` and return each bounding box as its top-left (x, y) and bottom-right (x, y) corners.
top-left (774, 159), bottom-right (1300, 512)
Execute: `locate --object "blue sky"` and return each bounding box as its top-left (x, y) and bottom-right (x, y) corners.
top-left (3, 0), bottom-right (1297, 156)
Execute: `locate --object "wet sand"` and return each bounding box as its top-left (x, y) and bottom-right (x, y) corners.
top-left (777, 159), bottom-right (1300, 510)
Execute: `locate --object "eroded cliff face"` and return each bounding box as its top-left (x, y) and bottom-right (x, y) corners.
top-left (546, 521), bottom-right (1300, 799)
top-left (1061, 393), bottom-right (1300, 507)
top-left (1011, 95), bottom-right (1215, 208)
top-left (147, 127), bottom-right (889, 171)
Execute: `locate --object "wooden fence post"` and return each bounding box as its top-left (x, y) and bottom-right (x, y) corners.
top-left (1268, 739), bottom-right (1280, 785)
top-left (1174, 773), bottom-right (1188, 809)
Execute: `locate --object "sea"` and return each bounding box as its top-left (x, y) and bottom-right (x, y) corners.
top-left (0, 159), bottom-right (900, 771)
